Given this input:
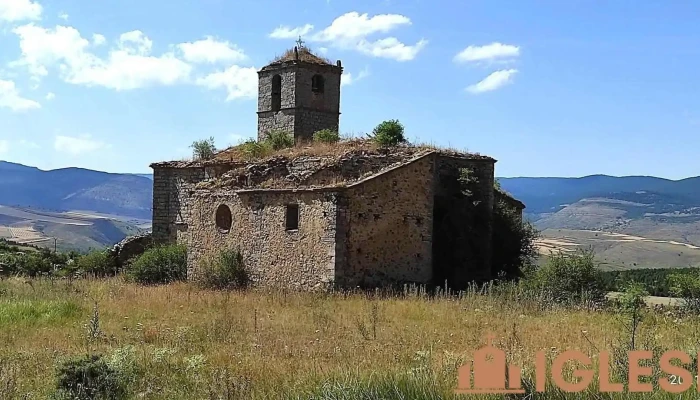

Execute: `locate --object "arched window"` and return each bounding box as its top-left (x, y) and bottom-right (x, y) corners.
top-left (311, 74), bottom-right (324, 93)
top-left (271, 74), bottom-right (282, 111)
top-left (215, 204), bottom-right (232, 233)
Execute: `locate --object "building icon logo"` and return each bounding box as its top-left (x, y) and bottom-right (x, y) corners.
top-left (455, 334), bottom-right (525, 394)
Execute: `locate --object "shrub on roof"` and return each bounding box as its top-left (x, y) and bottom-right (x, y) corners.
top-left (313, 129), bottom-right (340, 144)
top-left (190, 137), bottom-right (216, 160)
top-left (370, 120), bottom-right (407, 147)
top-left (265, 130), bottom-right (295, 150)
top-left (240, 139), bottom-right (272, 159)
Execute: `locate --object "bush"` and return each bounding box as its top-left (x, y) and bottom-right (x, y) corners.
top-left (669, 268), bottom-right (700, 313)
top-left (126, 244), bottom-right (187, 285)
top-left (190, 137), bottom-right (216, 160)
top-left (313, 129), bottom-right (340, 144)
top-left (76, 251), bottom-right (117, 277)
top-left (55, 354), bottom-right (127, 400)
top-left (265, 130), bottom-right (294, 150)
top-left (240, 139), bottom-right (272, 159)
top-left (522, 248), bottom-right (606, 305)
top-left (197, 248), bottom-right (249, 290)
top-left (370, 120), bottom-right (406, 147)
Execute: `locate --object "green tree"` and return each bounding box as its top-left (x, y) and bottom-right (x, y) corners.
top-left (190, 137), bottom-right (216, 160)
top-left (370, 120), bottom-right (406, 147)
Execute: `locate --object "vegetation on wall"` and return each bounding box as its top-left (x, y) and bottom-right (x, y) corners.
top-left (492, 198), bottom-right (539, 280)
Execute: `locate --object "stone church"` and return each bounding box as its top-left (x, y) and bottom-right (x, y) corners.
top-left (150, 45), bottom-right (525, 291)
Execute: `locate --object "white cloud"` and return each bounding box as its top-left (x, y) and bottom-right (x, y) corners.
top-left (0, 140), bottom-right (8, 154)
top-left (0, 0), bottom-right (42, 22)
top-left (177, 36), bottom-right (246, 64)
top-left (196, 65), bottom-right (258, 100)
top-left (118, 30), bottom-right (152, 55)
top-left (356, 37), bottom-right (427, 62)
top-left (271, 12), bottom-right (426, 61)
top-left (54, 135), bottom-right (109, 155)
top-left (58, 12), bottom-right (68, 21)
top-left (12, 24), bottom-right (193, 90)
top-left (341, 67), bottom-right (370, 86)
top-left (318, 47), bottom-right (328, 54)
top-left (454, 42), bottom-right (520, 64)
top-left (45, 91), bottom-right (54, 100)
top-left (92, 33), bottom-right (106, 46)
top-left (269, 23), bottom-right (314, 39)
top-left (18, 139), bottom-right (39, 148)
top-left (313, 12), bottom-right (410, 41)
top-left (0, 79), bottom-right (40, 111)
top-left (466, 69), bottom-right (518, 94)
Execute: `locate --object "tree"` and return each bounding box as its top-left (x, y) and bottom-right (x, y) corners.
top-left (190, 137), bottom-right (216, 160)
top-left (370, 120), bottom-right (406, 147)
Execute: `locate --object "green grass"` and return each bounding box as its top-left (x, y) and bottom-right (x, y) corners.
top-left (0, 299), bottom-right (82, 325)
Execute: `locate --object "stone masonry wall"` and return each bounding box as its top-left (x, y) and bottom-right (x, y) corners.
top-left (337, 155), bottom-right (435, 287)
top-left (295, 108), bottom-right (340, 142)
top-left (187, 190), bottom-right (340, 290)
top-left (151, 166), bottom-right (206, 245)
top-left (295, 66), bottom-right (341, 113)
top-left (257, 109), bottom-right (295, 140)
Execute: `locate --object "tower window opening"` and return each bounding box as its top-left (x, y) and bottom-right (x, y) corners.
top-left (272, 74), bottom-right (282, 111)
top-left (311, 74), bottom-right (325, 93)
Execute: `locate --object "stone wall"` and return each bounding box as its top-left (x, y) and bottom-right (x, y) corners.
top-left (187, 190), bottom-right (340, 290)
top-left (257, 109), bottom-right (296, 140)
top-left (295, 66), bottom-right (341, 113)
top-left (337, 154), bottom-right (435, 287)
top-left (151, 166), bottom-right (206, 244)
top-left (295, 108), bottom-right (340, 142)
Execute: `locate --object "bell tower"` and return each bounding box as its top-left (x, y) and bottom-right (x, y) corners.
top-left (257, 42), bottom-right (343, 143)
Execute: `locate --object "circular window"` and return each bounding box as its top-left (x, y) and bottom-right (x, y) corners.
top-left (215, 204), bottom-right (232, 233)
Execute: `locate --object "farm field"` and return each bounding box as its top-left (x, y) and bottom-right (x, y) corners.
top-left (1, 278), bottom-right (699, 399)
top-left (0, 205), bottom-right (146, 251)
top-left (537, 228), bottom-right (700, 270)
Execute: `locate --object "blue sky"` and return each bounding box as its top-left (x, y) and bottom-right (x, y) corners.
top-left (1, 0), bottom-right (699, 179)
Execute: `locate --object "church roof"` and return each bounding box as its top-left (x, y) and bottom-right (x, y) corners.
top-left (262, 47), bottom-right (337, 70)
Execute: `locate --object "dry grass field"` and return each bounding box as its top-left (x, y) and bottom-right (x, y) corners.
top-left (2, 278), bottom-right (700, 399)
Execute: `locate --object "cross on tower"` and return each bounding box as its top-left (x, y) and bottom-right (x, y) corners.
top-left (295, 36), bottom-right (305, 49)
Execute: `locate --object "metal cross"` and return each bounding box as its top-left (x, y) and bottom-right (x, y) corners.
top-left (295, 36), bottom-right (305, 49)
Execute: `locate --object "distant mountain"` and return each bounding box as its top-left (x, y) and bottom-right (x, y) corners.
top-left (499, 175), bottom-right (700, 216)
top-left (0, 161), bottom-right (153, 219)
top-left (500, 175), bottom-right (700, 268)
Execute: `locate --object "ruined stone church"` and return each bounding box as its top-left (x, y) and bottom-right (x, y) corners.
top-left (150, 46), bottom-right (525, 291)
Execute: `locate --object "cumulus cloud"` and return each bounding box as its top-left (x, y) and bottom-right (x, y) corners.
top-left (196, 65), bottom-right (258, 100)
top-left (0, 140), bottom-right (8, 154)
top-left (466, 69), bottom-right (518, 94)
top-left (454, 42), bottom-right (520, 64)
top-left (92, 33), bottom-right (106, 46)
top-left (269, 12), bottom-right (426, 61)
top-left (269, 23), bottom-right (314, 39)
top-left (45, 91), bottom-right (54, 100)
top-left (0, 0), bottom-right (42, 22)
top-left (341, 67), bottom-right (370, 86)
top-left (57, 11), bottom-right (68, 20)
top-left (54, 135), bottom-right (109, 155)
top-left (12, 24), bottom-right (192, 90)
top-left (177, 36), bottom-right (246, 64)
top-left (0, 79), bottom-right (40, 111)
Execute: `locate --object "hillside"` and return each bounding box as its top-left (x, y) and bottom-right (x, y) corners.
top-left (0, 161), bottom-right (153, 219)
top-left (500, 175), bottom-right (700, 269)
top-left (0, 205), bottom-right (148, 252)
